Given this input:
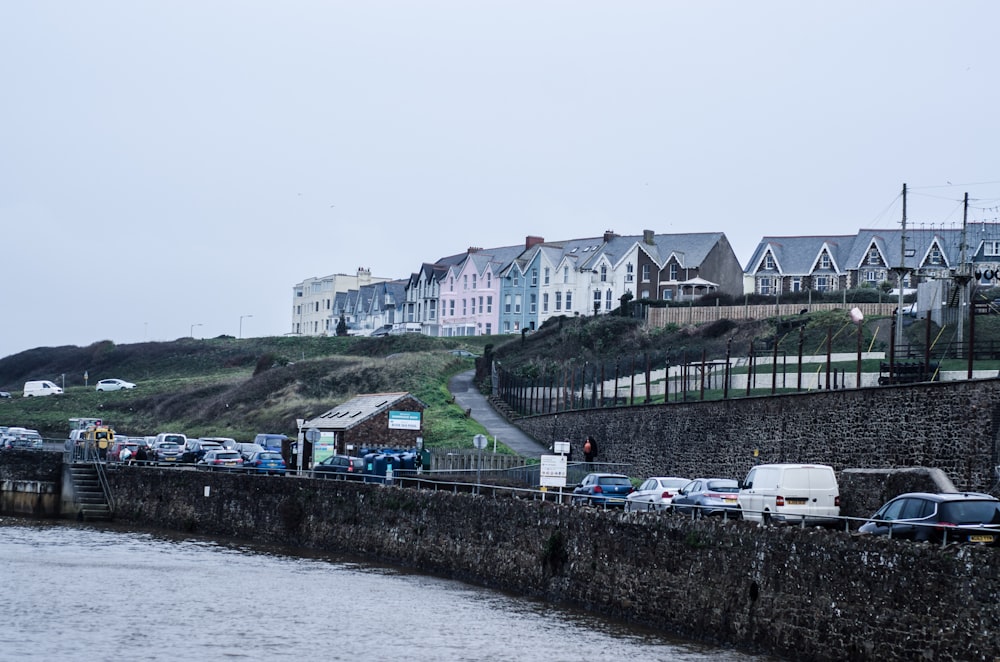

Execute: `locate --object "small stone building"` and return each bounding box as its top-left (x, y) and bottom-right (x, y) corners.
top-left (302, 391), bottom-right (427, 456)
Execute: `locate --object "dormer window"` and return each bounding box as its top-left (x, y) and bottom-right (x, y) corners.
top-left (819, 253), bottom-right (831, 270)
top-left (764, 254), bottom-right (775, 270)
top-left (868, 247), bottom-right (880, 265)
top-left (930, 247), bottom-right (942, 265)
top-left (600, 265), bottom-right (607, 282)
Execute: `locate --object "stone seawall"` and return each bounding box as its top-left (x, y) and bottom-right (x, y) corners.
top-left (0, 450), bottom-right (62, 517)
top-left (106, 466), bottom-right (1000, 662)
top-left (517, 379), bottom-right (1000, 495)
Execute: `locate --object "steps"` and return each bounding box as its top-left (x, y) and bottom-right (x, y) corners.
top-left (68, 464), bottom-right (112, 521)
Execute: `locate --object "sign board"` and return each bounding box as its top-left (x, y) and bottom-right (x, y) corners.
top-left (473, 434), bottom-right (488, 449)
top-left (388, 410), bottom-right (422, 430)
top-left (974, 302), bottom-right (994, 316)
top-left (553, 441), bottom-right (570, 455)
top-left (539, 454), bottom-right (568, 488)
top-left (305, 428), bottom-right (321, 443)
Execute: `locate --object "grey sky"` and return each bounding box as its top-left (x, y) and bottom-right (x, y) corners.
top-left (3, 2), bottom-right (999, 359)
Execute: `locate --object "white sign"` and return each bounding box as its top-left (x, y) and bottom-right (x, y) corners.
top-left (553, 441), bottom-right (570, 455)
top-left (388, 410), bottom-right (422, 430)
top-left (539, 454), bottom-right (568, 487)
top-left (473, 434), bottom-right (488, 449)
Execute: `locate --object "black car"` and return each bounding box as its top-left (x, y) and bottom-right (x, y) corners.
top-left (180, 439), bottom-right (223, 463)
top-left (859, 492), bottom-right (1000, 545)
top-left (313, 454), bottom-right (365, 480)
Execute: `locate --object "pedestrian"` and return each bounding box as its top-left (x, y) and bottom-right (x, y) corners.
top-left (135, 444), bottom-right (148, 465)
top-left (583, 435), bottom-right (598, 463)
top-left (120, 447), bottom-right (133, 464)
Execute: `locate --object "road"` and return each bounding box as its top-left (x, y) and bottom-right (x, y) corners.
top-left (447, 370), bottom-right (548, 458)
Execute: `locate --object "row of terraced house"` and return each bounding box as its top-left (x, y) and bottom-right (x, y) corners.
top-left (292, 224), bottom-right (1000, 337)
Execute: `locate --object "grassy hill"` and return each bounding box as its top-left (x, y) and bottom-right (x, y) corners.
top-left (3, 308), bottom-right (996, 443)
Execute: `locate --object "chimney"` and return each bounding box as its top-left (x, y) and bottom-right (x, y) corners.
top-left (525, 236), bottom-right (545, 250)
top-left (603, 229), bottom-right (618, 243)
top-left (643, 229), bottom-right (654, 245)
top-left (467, 246), bottom-right (483, 254)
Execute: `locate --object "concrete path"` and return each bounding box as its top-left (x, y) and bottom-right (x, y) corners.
top-left (448, 370), bottom-right (549, 458)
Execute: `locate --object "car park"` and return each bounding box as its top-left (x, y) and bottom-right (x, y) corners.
top-left (625, 476), bottom-right (690, 512)
top-left (858, 492), bottom-right (1000, 545)
top-left (313, 454), bottom-right (364, 480)
top-left (95, 378), bottom-right (136, 392)
top-left (244, 451), bottom-right (287, 475)
top-left (108, 439), bottom-right (140, 462)
top-left (198, 450), bottom-right (245, 471)
top-left (235, 443), bottom-right (266, 460)
top-left (571, 473), bottom-right (634, 507)
top-left (672, 478), bottom-right (741, 517)
top-left (2, 427), bottom-right (44, 449)
top-left (737, 463), bottom-right (840, 525)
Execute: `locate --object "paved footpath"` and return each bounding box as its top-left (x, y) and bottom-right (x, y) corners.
top-left (448, 370), bottom-right (549, 458)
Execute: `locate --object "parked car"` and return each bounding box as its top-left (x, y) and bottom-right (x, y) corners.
top-left (235, 443), bottom-right (266, 460)
top-left (0, 391), bottom-right (11, 399)
top-left (858, 492), bottom-right (1000, 545)
top-left (253, 433), bottom-right (289, 452)
top-left (198, 450), bottom-right (245, 471)
top-left (95, 378), bottom-right (136, 392)
top-left (244, 451), bottom-right (287, 475)
top-left (313, 454), bottom-right (365, 480)
top-left (200, 436), bottom-right (238, 450)
top-left (108, 439), bottom-right (140, 462)
top-left (672, 478), bottom-right (741, 517)
top-left (2, 427), bottom-right (44, 449)
top-left (154, 432), bottom-right (188, 448)
top-left (571, 473), bottom-right (634, 507)
top-left (738, 463), bottom-right (840, 525)
top-left (180, 439), bottom-right (224, 464)
top-left (448, 349), bottom-right (478, 358)
top-left (153, 441), bottom-right (184, 464)
top-left (625, 476), bottom-right (690, 512)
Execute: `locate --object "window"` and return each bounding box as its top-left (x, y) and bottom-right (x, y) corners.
top-left (504, 295), bottom-right (511, 313)
top-left (600, 265), bottom-right (607, 282)
top-left (486, 272), bottom-right (491, 288)
top-left (555, 291), bottom-right (562, 311)
top-left (449, 300), bottom-right (455, 316)
top-left (514, 295), bottom-right (522, 314)
top-left (565, 291), bottom-right (572, 311)
top-left (542, 293), bottom-right (548, 313)
top-left (485, 323), bottom-right (491, 335)
top-left (865, 270), bottom-right (881, 283)
top-left (503, 321), bottom-right (510, 333)
top-left (593, 290), bottom-right (601, 309)
top-left (868, 247), bottom-right (880, 265)
top-left (604, 289), bottom-right (612, 310)
top-left (669, 264), bottom-right (678, 281)
top-left (544, 268), bottom-right (550, 285)
top-left (815, 275), bottom-right (831, 292)
top-left (759, 277), bottom-right (773, 295)
top-left (986, 241), bottom-right (1000, 257)
top-left (563, 266), bottom-right (569, 283)
top-left (429, 300), bottom-right (436, 319)
top-left (530, 294), bottom-right (537, 314)
top-left (463, 275), bottom-right (468, 290)
top-left (641, 264), bottom-right (650, 282)
top-left (449, 277), bottom-right (454, 291)
top-left (472, 274), bottom-right (477, 289)
top-left (819, 253), bottom-right (831, 270)
top-left (764, 253), bottom-right (776, 270)
top-left (478, 296), bottom-right (483, 314)
top-left (625, 263), bottom-right (634, 282)
top-left (929, 247), bottom-right (942, 265)
top-left (486, 296), bottom-right (492, 313)
top-left (791, 278), bottom-right (801, 292)
top-left (462, 299), bottom-right (467, 316)
top-left (531, 269), bottom-right (538, 286)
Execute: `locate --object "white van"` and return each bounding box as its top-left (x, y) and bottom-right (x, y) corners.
top-left (23, 380), bottom-right (63, 397)
top-left (738, 463), bottom-right (840, 525)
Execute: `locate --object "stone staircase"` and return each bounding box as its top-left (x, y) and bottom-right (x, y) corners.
top-left (68, 463), bottom-right (112, 521)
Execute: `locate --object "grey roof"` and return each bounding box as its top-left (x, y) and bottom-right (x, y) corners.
top-left (303, 392), bottom-right (427, 431)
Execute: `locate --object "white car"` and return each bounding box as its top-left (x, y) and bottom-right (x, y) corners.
top-left (95, 378), bottom-right (136, 392)
top-left (625, 476), bottom-right (690, 512)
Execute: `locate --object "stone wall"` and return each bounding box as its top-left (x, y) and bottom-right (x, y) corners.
top-left (104, 466), bottom-right (1000, 662)
top-left (516, 379), bottom-right (1000, 497)
top-left (0, 450), bottom-right (62, 517)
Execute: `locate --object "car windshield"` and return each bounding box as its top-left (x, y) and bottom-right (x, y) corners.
top-left (598, 476), bottom-right (631, 487)
top-left (706, 480), bottom-right (739, 493)
top-left (939, 501), bottom-right (1000, 525)
top-left (215, 452), bottom-right (241, 460)
top-left (158, 443), bottom-right (180, 450)
top-left (259, 453), bottom-right (283, 460)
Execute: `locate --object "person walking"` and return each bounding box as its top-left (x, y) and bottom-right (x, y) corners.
top-left (583, 436), bottom-right (598, 463)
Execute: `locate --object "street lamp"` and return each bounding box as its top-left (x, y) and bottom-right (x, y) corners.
top-left (239, 314), bottom-right (253, 339)
top-left (190, 323), bottom-right (203, 338)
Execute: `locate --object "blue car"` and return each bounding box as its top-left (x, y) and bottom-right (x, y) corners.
top-left (244, 451), bottom-right (287, 475)
top-left (571, 473), bottom-right (634, 507)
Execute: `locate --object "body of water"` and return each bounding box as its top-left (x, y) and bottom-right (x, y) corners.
top-left (0, 518), bottom-right (773, 661)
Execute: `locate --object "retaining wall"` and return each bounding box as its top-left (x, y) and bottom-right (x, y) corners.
top-left (0, 449), bottom-right (62, 517)
top-left (517, 378), bottom-right (1000, 497)
top-left (104, 466), bottom-right (1000, 662)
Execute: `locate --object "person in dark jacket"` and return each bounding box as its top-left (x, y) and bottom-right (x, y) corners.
top-left (583, 436), bottom-right (598, 463)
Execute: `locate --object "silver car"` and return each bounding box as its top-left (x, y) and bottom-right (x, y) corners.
top-left (625, 476), bottom-right (690, 512)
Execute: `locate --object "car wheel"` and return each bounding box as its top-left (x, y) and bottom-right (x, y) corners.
top-left (762, 511), bottom-right (772, 526)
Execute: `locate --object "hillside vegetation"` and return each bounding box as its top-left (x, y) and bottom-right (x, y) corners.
top-left (2, 307), bottom-right (996, 443)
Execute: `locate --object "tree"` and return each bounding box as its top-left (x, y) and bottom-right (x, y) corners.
top-left (336, 316), bottom-right (348, 336)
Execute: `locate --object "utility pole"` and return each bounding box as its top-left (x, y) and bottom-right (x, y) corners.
top-left (956, 192), bottom-right (971, 341)
top-left (894, 183), bottom-right (908, 349)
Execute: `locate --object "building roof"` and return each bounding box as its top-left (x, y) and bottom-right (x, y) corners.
top-left (303, 392), bottom-right (427, 431)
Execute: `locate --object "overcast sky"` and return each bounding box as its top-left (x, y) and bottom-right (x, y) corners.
top-left (3, 1), bottom-right (1000, 360)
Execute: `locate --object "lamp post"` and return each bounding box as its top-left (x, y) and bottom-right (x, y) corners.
top-left (239, 314), bottom-right (253, 339)
top-left (190, 323), bottom-right (203, 338)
